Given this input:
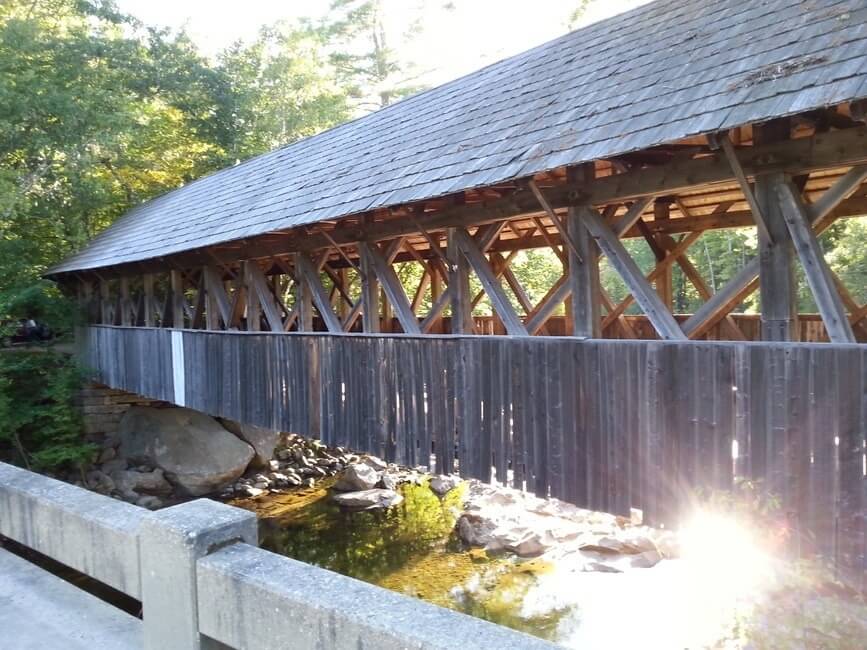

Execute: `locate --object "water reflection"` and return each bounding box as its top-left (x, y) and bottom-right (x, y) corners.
top-left (235, 481), bottom-right (568, 641)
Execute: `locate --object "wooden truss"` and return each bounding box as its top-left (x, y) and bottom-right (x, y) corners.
top-left (74, 123), bottom-right (867, 344)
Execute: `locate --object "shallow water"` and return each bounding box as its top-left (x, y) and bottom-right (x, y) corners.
top-left (232, 482), bottom-right (867, 648)
top-left (232, 480), bottom-right (570, 640)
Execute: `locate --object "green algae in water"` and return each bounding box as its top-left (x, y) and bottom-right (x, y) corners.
top-left (454, 566), bottom-right (570, 641)
top-left (234, 481), bottom-right (570, 642)
top-left (249, 482), bottom-right (472, 587)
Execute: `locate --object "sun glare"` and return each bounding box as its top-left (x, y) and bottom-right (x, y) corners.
top-left (677, 510), bottom-right (777, 644)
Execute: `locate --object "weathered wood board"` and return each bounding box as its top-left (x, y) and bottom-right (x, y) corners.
top-left (78, 326), bottom-right (866, 589)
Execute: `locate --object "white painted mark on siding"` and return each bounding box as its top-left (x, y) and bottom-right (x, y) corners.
top-left (171, 330), bottom-right (186, 407)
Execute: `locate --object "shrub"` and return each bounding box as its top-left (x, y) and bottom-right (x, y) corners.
top-left (0, 350), bottom-right (94, 471)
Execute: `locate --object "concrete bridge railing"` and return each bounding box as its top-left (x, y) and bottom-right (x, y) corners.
top-left (0, 462), bottom-right (556, 650)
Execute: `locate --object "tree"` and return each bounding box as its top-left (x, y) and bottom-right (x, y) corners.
top-left (319, 0), bottom-right (452, 111)
top-left (214, 23), bottom-right (350, 162)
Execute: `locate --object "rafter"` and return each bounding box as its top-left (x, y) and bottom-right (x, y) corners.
top-left (581, 206), bottom-right (686, 340)
top-left (716, 133), bottom-right (774, 243)
top-left (683, 165), bottom-right (867, 338)
top-left (453, 228), bottom-right (528, 336)
top-left (775, 177), bottom-right (855, 343)
top-left (359, 241), bottom-right (421, 334)
top-left (294, 254), bottom-right (343, 333)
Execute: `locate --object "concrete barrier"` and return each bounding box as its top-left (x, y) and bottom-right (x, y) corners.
top-left (0, 462), bottom-right (560, 649)
top-left (0, 462), bottom-right (145, 597)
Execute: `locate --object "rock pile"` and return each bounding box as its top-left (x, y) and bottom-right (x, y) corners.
top-left (224, 434), bottom-right (355, 498)
top-left (78, 407), bottom-right (676, 579)
top-left (456, 481), bottom-right (679, 571)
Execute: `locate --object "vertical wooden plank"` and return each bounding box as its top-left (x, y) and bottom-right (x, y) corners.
top-left (510, 340), bottom-right (527, 490)
top-left (440, 338), bottom-right (456, 475)
top-left (533, 339), bottom-right (549, 498)
top-left (571, 339), bottom-right (589, 508)
top-left (836, 346), bottom-right (864, 586)
top-left (545, 340), bottom-right (564, 500)
top-left (586, 341), bottom-right (604, 510)
top-left (477, 338), bottom-right (493, 483)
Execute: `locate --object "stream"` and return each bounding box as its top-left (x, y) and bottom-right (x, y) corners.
top-left (231, 476), bottom-right (867, 648)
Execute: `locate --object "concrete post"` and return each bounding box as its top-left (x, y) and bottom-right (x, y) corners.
top-left (139, 499), bottom-right (258, 650)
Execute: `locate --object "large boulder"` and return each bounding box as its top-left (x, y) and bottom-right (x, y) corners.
top-left (118, 406), bottom-right (254, 496)
top-left (111, 468), bottom-right (172, 496)
top-left (334, 463), bottom-right (379, 491)
top-left (220, 419), bottom-right (280, 469)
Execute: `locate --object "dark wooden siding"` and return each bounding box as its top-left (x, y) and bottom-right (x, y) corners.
top-left (78, 326), bottom-right (866, 588)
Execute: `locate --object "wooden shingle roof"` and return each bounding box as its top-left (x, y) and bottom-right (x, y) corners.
top-left (51, 0), bottom-right (867, 274)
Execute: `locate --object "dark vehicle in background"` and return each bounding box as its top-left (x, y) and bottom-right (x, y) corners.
top-left (1, 319), bottom-right (53, 346)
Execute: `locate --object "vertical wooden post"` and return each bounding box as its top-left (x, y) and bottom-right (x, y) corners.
top-left (447, 227), bottom-right (473, 334)
top-left (653, 199), bottom-right (673, 310)
top-left (203, 266), bottom-right (220, 330)
top-left (755, 120), bottom-right (798, 341)
top-left (143, 274), bottom-right (155, 327)
top-left (567, 164), bottom-right (601, 338)
top-left (567, 210), bottom-right (601, 338)
top-left (170, 270), bottom-right (185, 329)
top-left (99, 279), bottom-right (111, 325)
top-left (293, 255), bottom-right (313, 332)
top-left (430, 261), bottom-right (442, 303)
top-left (243, 262), bottom-right (261, 332)
top-left (360, 244), bottom-right (380, 333)
top-left (80, 278), bottom-right (94, 324)
top-left (337, 268), bottom-right (349, 320)
top-left (380, 288), bottom-right (392, 333)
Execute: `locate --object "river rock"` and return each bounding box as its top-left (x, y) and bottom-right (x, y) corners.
top-left (379, 473), bottom-right (397, 490)
top-left (457, 512), bottom-right (499, 547)
top-left (111, 468), bottom-right (172, 496)
top-left (220, 419), bottom-right (280, 469)
top-left (100, 458), bottom-right (128, 474)
top-left (334, 463), bottom-right (379, 491)
top-left (580, 536), bottom-right (630, 554)
top-left (362, 455), bottom-right (388, 472)
top-left (85, 470), bottom-right (115, 494)
top-left (271, 472), bottom-right (302, 488)
top-left (630, 549), bottom-right (662, 568)
top-left (584, 561), bottom-right (623, 573)
top-left (507, 530), bottom-right (548, 557)
top-left (429, 474), bottom-right (462, 496)
top-left (135, 495), bottom-right (164, 510)
top-left (118, 406), bottom-right (254, 496)
top-left (332, 488), bottom-right (404, 510)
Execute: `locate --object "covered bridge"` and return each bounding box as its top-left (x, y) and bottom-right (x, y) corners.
top-left (51, 0), bottom-right (867, 585)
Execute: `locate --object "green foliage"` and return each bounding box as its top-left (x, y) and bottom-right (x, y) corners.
top-left (215, 24), bottom-right (350, 161)
top-left (0, 350), bottom-right (93, 471)
top-left (0, 281), bottom-right (79, 339)
top-left (318, 0), bottom-right (452, 110)
top-left (0, 0), bottom-right (350, 323)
